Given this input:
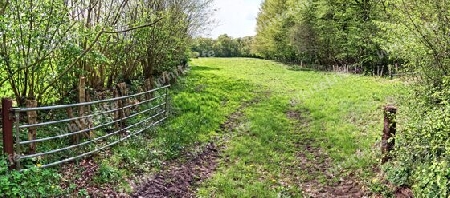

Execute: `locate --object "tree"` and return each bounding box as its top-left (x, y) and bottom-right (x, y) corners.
top-left (0, 0), bottom-right (214, 105)
top-left (191, 35), bottom-right (257, 58)
top-left (254, 0), bottom-right (387, 73)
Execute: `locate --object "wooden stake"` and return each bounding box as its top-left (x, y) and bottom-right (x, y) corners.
top-left (67, 108), bottom-right (82, 144)
top-left (78, 77), bottom-right (91, 139)
top-left (25, 100), bottom-right (37, 154)
top-left (2, 98), bottom-right (15, 169)
top-left (382, 105), bottom-right (397, 164)
top-left (144, 78), bottom-right (152, 100)
top-left (85, 91), bottom-right (93, 138)
top-left (113, 88), bottom-right (120, 132)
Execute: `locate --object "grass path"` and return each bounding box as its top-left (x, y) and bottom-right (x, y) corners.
top-left (184, 58), bottom-right (403, 197)
top-left (120, 58), bottom-right (403, 197)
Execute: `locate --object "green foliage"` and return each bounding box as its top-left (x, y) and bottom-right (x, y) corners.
top-left (383, 162), bottom-right (410, 187)
top-left (390, 77), bottom-right (450, 196)
top-left (0, 156), bottom-right (63, 197)
top-left (191, 58), bottom-right (402, 197)
top-left (369, 1), bottom-right (450, 197)
top-left (253, 0), bottom-right (450, 195)
top-left (0, 0), bottom-right (214, 105)
top-left (412, 160), bottom-right (450, 197)
top-left (254, 0), bottom-right (390, 74)
top-left (93, 162), bottom-right (124, 185)
top-left (191, 35), bottom-right (258, 58)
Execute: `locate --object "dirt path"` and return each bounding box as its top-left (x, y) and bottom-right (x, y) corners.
top-left (132, 142), bottom-right (219, 198)
top-left (132, 98), bottom-right (260, 198)
top-left (132, 93), bottom-right (372, 198)
top-left (287, 109), bottom-right (368, 198)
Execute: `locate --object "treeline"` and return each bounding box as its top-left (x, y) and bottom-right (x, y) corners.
top-left (254, 0), bottom-right (450, 196)
top-left (254, 0), bottom-right (395, 74)
top-left (0, 0), bottom-right (213, 106)
top-left (191, 34), bottom-right (258, 58)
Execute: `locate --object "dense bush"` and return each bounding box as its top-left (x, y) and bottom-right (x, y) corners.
top-left (377, 1), bottom-right (450, 196)
top-left (0, 156), bottom-right (63, 197)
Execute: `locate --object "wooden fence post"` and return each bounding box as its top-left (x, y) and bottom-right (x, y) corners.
top-left (78, 77), bottom-right (90, 139)
top-left (2, 98), bottom-right (15, 169)
top-left (144, 78), bottom-right (153, 100)
top-left (25, 100), bottom-right (37, 154)
top-left (113, 88), bottom-right (120, 133)
top-left (382, 105), bottom-right (397, 164)
top-left (85, 90), bottom-right (93, 138)
top-left (116, 83), bottom-right (127, 134)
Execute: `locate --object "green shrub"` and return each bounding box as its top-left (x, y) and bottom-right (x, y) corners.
top-left (392, 77), bottom-right (450, 197)
top-left (0, 156), bottom-right (63, 197)
top-left (190, 52), bottom-right (200, 59)
top-left (93, 162), bottom-right (124, 185)
top-left (412, 160), bottom-right (450, 197)
top-left (383, 161), bottom-right (411, 187)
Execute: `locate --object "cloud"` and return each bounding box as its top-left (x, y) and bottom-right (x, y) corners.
top-left (209, 0), bottom-right (262, 39)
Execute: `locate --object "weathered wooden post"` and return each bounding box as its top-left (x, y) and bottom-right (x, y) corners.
top-left (2, 98), bottom-right (15, 169)
top-left (113, 88), bottom-right (120, 133)
top-left (382, 105), bottom-right (397, 164)
top-left (163, 72), bottom-right (170, 86)
top-left (78, 77), bottom-right (92, 138)
top-left (85, 90), bottom-right (94, 138)
top-left (178, 65), bottom-right (184, 75)
top-left (144, 78), bottom-right (153, 100)
top-left (25, 100), bottom-right (37, 154)
top-left (116, 83), bottom-right (128, 134)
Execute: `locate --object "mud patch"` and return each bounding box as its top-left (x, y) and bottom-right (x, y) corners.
top-left (286, 109), bottom-right (368, 197)
top-left (394, 186), bottom-right (414, 198)
top-left (132, 96), bottom-right (265, 197)
top-left (60, 157), bottom-right (128, 197)
top-left (132, 143), bottom-right (219, 198)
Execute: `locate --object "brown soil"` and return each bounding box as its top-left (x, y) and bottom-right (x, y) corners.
top-left (287, 109), bottom-right (368, 198)
top-left (132, 97), bottom-right (262, 198)
top-left (132, 143), bottom-right (219, 198)
top-left (60, 157), bottom-right (129, 197)
top-left (394, 187), bottom-right (414, 198)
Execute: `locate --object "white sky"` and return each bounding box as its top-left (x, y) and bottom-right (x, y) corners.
top-left (209, 0), bottom-right (262, 39)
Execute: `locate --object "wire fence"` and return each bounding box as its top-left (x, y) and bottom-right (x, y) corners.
top-left (2, 84), bottom-right (170, 170)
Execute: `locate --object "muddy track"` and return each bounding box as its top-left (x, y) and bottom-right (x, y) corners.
top-left (132, 97), bottom-right (263, 198)
top-left (132, 143), bottom-right (219, 198)
top-left (287, 109), bottom-right (368, 198)
top-left (60, 157), bottom-right (129, 197)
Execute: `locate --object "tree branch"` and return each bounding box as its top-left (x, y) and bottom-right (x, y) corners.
top-left (38, 18), bottom-right (163, 98)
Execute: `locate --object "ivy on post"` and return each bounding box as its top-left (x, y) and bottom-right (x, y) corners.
top-left (382, 105), bottom-right (397, 164)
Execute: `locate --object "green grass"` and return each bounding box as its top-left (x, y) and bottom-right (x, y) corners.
top-left (187, 58), bottom-right (405, 197)
top-left (50, 57), bottom-right (404, 196)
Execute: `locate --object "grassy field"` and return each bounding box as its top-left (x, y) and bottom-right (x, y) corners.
top-left (12, 57), bottom-right (403, 197)
top-left (181, 58), bottom-right (404, 197)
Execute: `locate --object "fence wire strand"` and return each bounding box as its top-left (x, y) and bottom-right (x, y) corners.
top-left (11, 85), bottom-right (170, 169)
top-left (19, 100), bottom-right (166, 145)
top-left (12, 85), bottom-right (170, 112)
top-left (19, 94), bottom-right (165, 129)
top-left (40, 117), bottom-right (167, 169)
